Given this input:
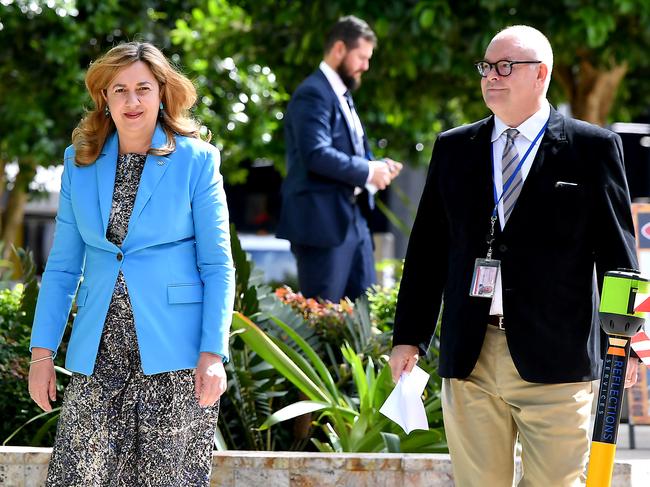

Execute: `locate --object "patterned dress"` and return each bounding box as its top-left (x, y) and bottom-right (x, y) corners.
top-left (46, 153), bottom-right (219, 487)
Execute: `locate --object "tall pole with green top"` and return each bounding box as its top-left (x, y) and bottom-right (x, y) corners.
top-left (586, 269), bottom-right (647, 487)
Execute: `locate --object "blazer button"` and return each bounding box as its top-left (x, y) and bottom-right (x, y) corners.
top-left (498, 244), bottom-right (508, 253)
top-left (117, 252), bottom-right (123, 261)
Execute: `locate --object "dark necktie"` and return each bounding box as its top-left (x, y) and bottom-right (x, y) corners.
top-left (343, 91), bottom-right (366, 157)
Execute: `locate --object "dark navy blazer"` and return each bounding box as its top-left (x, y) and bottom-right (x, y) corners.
top-left (277, 69), bottom-right (372, 248)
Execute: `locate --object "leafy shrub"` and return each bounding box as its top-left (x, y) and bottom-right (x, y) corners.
top-left (238, 272), bottom-right (446, 453)
top-left (0, 248), bottom-right (70, 446)
top-left (367, 284), bottom-right (399, 333)
top-left (233, 312), bottom-right (446, 453)
top-left (274, 286), bottom-right (354, 344)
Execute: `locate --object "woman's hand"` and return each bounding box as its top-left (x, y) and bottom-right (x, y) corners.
top-left (28, 347), bottom-right (57, 412)
top-left (194, 352), bottom-right (227, 407)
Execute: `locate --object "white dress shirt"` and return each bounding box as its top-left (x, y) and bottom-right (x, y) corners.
top-left (490, 100), bottom-right (551, 315)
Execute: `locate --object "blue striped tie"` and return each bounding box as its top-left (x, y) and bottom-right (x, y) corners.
top-left (502, 128), bottom-right (522, 224)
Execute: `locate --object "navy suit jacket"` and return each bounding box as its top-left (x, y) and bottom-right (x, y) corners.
top-left (393, 108), bottom-right (638, 383)
top-left (276, 69), bottom-right (372, 248)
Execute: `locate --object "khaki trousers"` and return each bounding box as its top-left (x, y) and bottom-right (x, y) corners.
top-left (442, 326), bottom-right (594, 487)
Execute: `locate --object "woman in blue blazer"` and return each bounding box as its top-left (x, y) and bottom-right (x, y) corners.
top-left (27, 42), bottom-right (235, 486)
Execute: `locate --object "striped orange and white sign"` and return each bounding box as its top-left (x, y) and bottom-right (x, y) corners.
top-left (634, 292), bottom-right (650, 312)
top-left (631, 331), bottom-right (650, 366)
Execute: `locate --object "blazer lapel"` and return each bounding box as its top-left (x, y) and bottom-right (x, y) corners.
top-left (123, 125), bottom-right (172, 244)
top-left (315, 70), bottom-right (359, 156)
top-left (507, 107), bottom-right (567, 225)
top-left (95, 131), bottom-right (119, 236)
top-left (523, 107), bottom-right (566, 182)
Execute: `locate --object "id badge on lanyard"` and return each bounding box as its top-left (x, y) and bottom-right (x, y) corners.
top-left (469, 119), bottom-right (548, 298)
top-left (469, 213), bottom-right (500, 298)
top-left (470, 257), bottom-right (500, 298)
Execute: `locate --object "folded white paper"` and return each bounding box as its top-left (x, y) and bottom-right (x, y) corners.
top-left (379, 365), bottom-right (430, 434)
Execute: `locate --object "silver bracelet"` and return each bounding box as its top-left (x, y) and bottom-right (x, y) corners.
top-left (29, 355), bottom-right (54, 364)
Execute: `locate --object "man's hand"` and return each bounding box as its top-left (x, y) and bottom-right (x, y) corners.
top-left (625, 357), bottom-right (640, 389)
top-left (195, 352), bottom-right (227, 407)
top-left (28, 347), bottom-right (56, 412)
top-left (389, 344), bottom-right (420, 383)
top-left (368, 158), bottom-right (404, 190)
top-left (383, 157), bottom-right (403, 180)
top-left (368, 161), bottom-right (392, 190)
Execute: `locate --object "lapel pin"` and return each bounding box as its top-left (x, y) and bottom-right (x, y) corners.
top-left (157, 159), bottom-right (165, 166)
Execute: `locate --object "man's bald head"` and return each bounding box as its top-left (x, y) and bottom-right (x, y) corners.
top-left (489, 25), bottom-right (554, 92)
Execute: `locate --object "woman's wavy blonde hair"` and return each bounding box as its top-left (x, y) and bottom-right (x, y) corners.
top-left (72, 42), bottom-right (208, 165)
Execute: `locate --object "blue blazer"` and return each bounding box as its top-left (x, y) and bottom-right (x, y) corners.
top-left (276, 69), bottom-right (373, 248)
top-left (30, 125), bottom-right (236, 375)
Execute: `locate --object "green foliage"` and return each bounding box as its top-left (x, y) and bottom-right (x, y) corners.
top-left (14, 247), bottom-right (39, 329)
top-left (227, 248), bottom-right (444, 453)
top-left (0, 1), bottom-right (80, 167)
top-left (0, 283), bottom-right (65, 446)
top-left (232, 312), bottom-right (446, 453)
top-left (0, 283), bottom-right (35, 444)
top-left (0, 243), bottom-right (16, 283)
top-left (218, 340), bottom-right (292, 451)
top-left (0, 247), bottom-right (71, 446)
top-left (0, 285), bottom-right (28, 364)
top-left (220, 228), bottom-right (301, 450)
top-left (269, 287), bottom-right (392, 377)
top-left (0, 1), bottom-right (207, 255)
top-left (175, 0), bottom-right (650, 172)
top-left (230, 223), bottom-right (261, 316)
top-left (170, 0), bottom-right (288, 182)
top-left (3, 0), bottom-right (650, 218)
top-left (368, 284), bottom-right (400, 334)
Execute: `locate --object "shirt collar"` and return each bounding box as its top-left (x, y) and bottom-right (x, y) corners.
top-left (319, 61), bottom-right (348, 97)
top-left (492, 100), bottom-right (551, 143)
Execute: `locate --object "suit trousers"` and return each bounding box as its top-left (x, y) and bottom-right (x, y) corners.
top-left (442, 325), bottom-right (593, 487)
top-left (291, 204), bottom-right (375, 302)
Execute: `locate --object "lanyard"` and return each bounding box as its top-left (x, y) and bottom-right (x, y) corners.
top-left (485, 119), bottom-right (549, 259)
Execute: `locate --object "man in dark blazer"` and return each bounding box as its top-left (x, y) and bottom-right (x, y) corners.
top-left (389, 25), bottom-right (640, 486)
top-left (276, 16), bottom-right (402, 302)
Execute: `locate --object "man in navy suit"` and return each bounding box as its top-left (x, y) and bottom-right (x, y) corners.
top-left (277, 16), bottom-right (402, 302)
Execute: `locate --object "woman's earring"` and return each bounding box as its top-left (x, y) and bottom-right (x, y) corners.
top-left (105, 105), bottom-right (110, 117)
top-left (158, 101), bottom-right (164, 119)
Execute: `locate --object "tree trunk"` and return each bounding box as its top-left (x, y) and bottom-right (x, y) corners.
top-left (554, 60), bottom-right (628, 126)
top-left (1, 164), bottom-right (35, 259)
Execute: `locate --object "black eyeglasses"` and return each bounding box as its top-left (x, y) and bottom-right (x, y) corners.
top-left (475, 60), bottom-right (542, 77)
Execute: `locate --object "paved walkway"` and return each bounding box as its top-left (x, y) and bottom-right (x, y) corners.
top-left (617, 423), bottom-right (650, 460)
